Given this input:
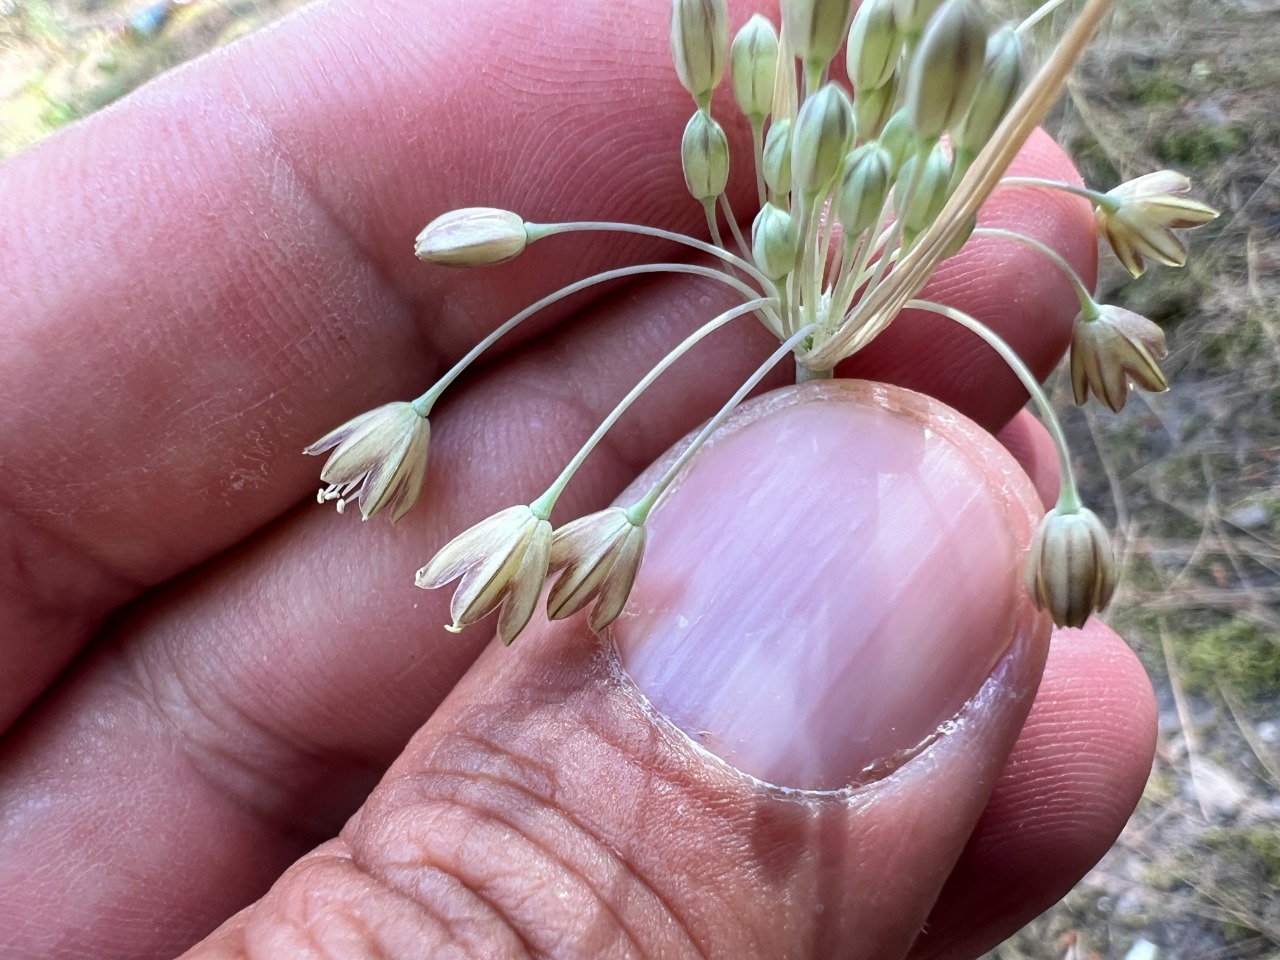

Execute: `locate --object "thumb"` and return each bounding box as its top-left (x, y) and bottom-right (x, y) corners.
top-left (182, 381), bottom-right (1050, 959)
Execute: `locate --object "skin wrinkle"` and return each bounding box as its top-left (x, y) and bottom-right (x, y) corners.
top-left (359, 757), bottom-right (705, 958)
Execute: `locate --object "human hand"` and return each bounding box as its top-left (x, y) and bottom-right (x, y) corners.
top-left (0, 1), bottom-right (1156, 957)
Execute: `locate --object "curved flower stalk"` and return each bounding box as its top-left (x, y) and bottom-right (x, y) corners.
top-left (303, 0), bottom-right (1220, 643)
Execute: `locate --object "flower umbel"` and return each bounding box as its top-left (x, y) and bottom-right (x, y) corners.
top-left (415, 505), bottom-right (553, 645)
top-left (1026, 506), bottom-right (1117, 629)
top-left (1070, 303), bottom-right (1169, 412)
top-left (301, 0), bottom-right (1218, 649)
top-left (1096, 170), bottom-right (1220, 277)
top-left (547, 508), bottom-right (648, 632)
top-left (304, 401), bottom-right (430, 522)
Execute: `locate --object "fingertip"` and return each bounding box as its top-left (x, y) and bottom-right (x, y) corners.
top-left (995, 409), bottom-right (1060, 510)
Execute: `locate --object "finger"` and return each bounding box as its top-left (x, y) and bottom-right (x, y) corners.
top-left (178, 382), bottom-right (1077, 959)
top-left (911, 620), bottom-right (1157, 960)
top-left (995, 408), bottom-right (1061, 509)
top-left (0, 0), bottom-right (747, 727)
top-left (0, 156), bottom-right (1094, 960)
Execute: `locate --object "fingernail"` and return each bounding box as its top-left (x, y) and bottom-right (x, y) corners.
top-left (613, 382), bottom-right (1045, 790)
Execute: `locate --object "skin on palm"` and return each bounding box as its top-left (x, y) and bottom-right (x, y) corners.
top-left (0, 1), bottom-right (1154, 958)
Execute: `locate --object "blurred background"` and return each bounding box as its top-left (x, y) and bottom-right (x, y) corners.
top-left (2, 1), bottom-right (1277, 957)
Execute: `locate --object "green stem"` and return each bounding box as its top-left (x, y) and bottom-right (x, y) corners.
top-left (412, 263), bottom-right (779, 416)
top-left (526, 220), bottom-right (781, 298)
top-left (751, 117), bottom-right (767, 211)
top-left (718, 192), bottom-right (753, 262)
top-left (627, 323), bottom-right (820, 523)
top-left (971, 227), bottom-right (1097, 312)
top-left (907, 299), bottom-right (1081, 512)
top-left (530, 297), bottom-right (779, 519)
top-left (996, 176), bottom-right (1112, 211)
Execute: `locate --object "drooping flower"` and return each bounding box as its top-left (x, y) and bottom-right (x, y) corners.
top-left (547, 508), bottom-right (648, 632)
top-left (415, 505), bottom-right (553, 645)
top-left (1096, 170), bottom-right (1219, 277)
top-left (1026, 506), bottom-right (1116, 629)
top-left (304, 402), bottom-right (430, 522)
top-left (1070, 304), bottom-right (1168, 412)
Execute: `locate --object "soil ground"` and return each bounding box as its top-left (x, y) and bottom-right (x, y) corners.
top-left (2, 2), bottom-right (1278, 958)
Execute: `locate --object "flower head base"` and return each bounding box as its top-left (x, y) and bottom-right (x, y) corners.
top-left (304, 401), bottom-right (430, 522)
top-left (1070, 303), bottom-right (1168, 412)
top-left (415, 505), bottom-right (553, 645)
top-left (1096, 170), bottom-right (1219, 277)
top-left (547, 508), bottom-right (648, 632)
top-left (1027, 506), bottom-right (1117, 629)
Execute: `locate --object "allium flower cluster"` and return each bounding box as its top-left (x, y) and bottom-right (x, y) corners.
top-left (300, 0), bottom-right (1218, 644)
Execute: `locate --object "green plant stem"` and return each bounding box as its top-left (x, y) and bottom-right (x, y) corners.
top-left (526, 220), bottom-right (780, 296)
top-left (996, 175), bottom-right (1112, 210)
top-left (411, 263), bottom-right (778, 416)
top-left (971, 226), bottom-right (1097, 312)
top-left (718, 192), bottom-right (752, 261)
top-left (750, 118), bottom-right (767, 210)
top-left (907, 298), bottom-right (1082, 512)
top-left (627, 322), bottom-right (821, 524)
top-left (529, 297), bottom-right (779, 520)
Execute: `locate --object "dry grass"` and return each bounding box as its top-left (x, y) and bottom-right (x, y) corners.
top-left (2, 2), bottom-right (1277, 959)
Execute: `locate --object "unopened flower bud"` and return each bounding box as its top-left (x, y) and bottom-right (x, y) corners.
top-left (847, 0), bottom-right (903, 91)
top-left (950, 23), bottom-right (1024, 154)
top-left (1096, 171), bottom-right (1220, 277)
top-left (1026, 506), bottom-right (1117, 629)
top-left (681, 110), bottom-right (731, 201)
top-left (670, 0), bottom-right (730, 108)
top-left (853, 79), bottom-right (897, 141)
top-left (878, 108), bottom-right (916, 173)
top-left (903, 0), bottom-right (988, 141)
top-left (835, 143), bottom-right (893, 238)
top-left (782, 0), bottom-right (856, 73)
top-left (791, 82), bottom-right (854, 196)
top-left (751, 202), bottom-right (800, 279)
top-left (730, 14), bottom-right (779, 121)
top-left (894, 142), bottom-right (951, 238)
top-left (762, 118), bottom-right (794, 197)
top-left (893, 0), bottom-right (945, 34)
top-left (415, 207), bottom-right (529, 267)
top-left (1070, 303), bottom-right (1169, 412)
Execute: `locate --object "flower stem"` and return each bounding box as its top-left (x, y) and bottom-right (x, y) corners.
top-left (907, 299), bottom-right (1081, 512)
top-left (971, 227), bottom-right (1097, 312)
top-left (627, 323), bottom-right (820, 524)
top-left (530, 297), bottom-right (780, 520)
top-left (411, 262), bottom-right (780, 417)
top-left (525, 220), bottom-right (779, 298)
top-left (996, 176), bottom-right (1112, 210)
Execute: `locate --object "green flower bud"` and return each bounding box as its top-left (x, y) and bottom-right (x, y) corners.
top-left (791, 82), bottom-right (854, 196)
top-left (950, 24), bottom-right (1024, 154)
top-left (853, 80), bottom-right (897, 141)
top-left (681, 110), bottom-right (731, 201)
top-left (878, 108), bottom-right (916, 173)
top-left (892, 0), bottom-right (945, 35)
top-left (670, 0), bottom-right (730, 108)
top-left (751, 202), bottom-right (800, 279)
top-left (903, 0), bottom-right (988, 141)
top-left (762, 118), bottom-right (793, 197)
top-left (730, 14), bottom-right (779, 122)
top-left (1026, 506), bottom-right (1117, 629)
top-left (782, 0), bottom-right (856, 73)
top-left (847, 0), bottom-right (902, 91)
top-left (894, 142), bottom-right (951, 237)
top-left (835, 144), bottom-right (893, 238)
